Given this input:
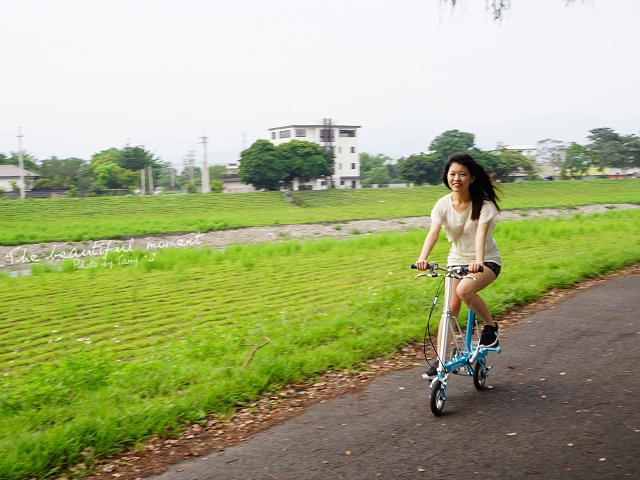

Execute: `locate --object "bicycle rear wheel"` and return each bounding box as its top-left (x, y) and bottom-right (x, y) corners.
top-left (430, 379), bottom-right (446, 416)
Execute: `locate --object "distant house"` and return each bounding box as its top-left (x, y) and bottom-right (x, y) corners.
top-left (0, 165), bottom-right (40, 191)
top-left (608, 167), bottom-right (640, 179)
top-left (220, 161), bottom-right (256, 193)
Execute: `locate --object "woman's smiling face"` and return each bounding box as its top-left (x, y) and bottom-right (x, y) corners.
top-left (447, 162), bottom-right (475, 192)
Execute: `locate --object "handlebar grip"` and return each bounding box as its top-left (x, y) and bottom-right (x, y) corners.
top-left (459, 265), bottom-right (484, 274)
top-left (411, 263), bottom-right (431, 270)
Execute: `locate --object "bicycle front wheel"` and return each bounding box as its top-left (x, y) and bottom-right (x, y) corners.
top-left (430, 379), bottom-right (446, 416)
top-left (473, 361), bottom-right (487, 390)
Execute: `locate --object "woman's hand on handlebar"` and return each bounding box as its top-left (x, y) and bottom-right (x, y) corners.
top-left (467, 262), bottom-right (484, 274)
top-left (414, 259), bottom-right (430, 271)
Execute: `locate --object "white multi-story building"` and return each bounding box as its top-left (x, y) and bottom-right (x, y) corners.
top-left (268, 118), bottom-right (361, 190)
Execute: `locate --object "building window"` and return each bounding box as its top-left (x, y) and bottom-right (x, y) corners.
top-left (340, 130), bottom-right (356, 137)
top-left (338, 147), bottom-right (342, 153)
top-left (351, 163), bottom-right (356, 170)
top-left (279, 130), bottom-right (291, 139)
top-left (295, 129), bottom-right (306, 137)
top-left (339, 163), bottom-right (342, 170)
top-left (271, 132), bottom-right (276, 139)
top-left (350, 147), bottom-right (356, 153)
top-left (320, 129), bottom-right (334, 142)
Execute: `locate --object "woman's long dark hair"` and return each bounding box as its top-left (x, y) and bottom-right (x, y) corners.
top-left (442, 153), bottom-right (500, 221)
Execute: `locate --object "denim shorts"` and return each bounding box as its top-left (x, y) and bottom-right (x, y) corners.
top-left (451, 262), bottom-right (501, 278)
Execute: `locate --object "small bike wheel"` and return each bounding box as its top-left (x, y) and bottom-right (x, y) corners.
top-left (473, 361), bottom-right (487, 390)
top-left (430, 379), bottom-right (446, 416)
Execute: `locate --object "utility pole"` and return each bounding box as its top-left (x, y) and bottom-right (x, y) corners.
top-left (200, 133), bottom-right (210, 193)
top-left (16, 127), bottom-right (25, 199)
top-left (185, 149), bottom-right (196, 184)
top-left (147, 166), bottom-right (154, 194)
top-left (140, 169), bottom-right (146, 195)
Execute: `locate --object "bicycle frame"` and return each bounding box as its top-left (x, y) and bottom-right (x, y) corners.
top-left (414, 263), bottom-right (501, 415)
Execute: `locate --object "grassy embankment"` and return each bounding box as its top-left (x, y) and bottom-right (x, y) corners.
top-left (0, 180), bottom-right (639, 478)
top-left (0, 179), bottom-right (638, 245)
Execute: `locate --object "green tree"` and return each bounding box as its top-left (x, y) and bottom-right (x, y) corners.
top-left (472, 150), bottom-right (501, 179)
top-left (239, 140), bottom-right (285, 191)
top-left (587, 128), bottom-right (628, 172)
top-left (364, 166), bottom-right (392, 185)
top-left (494, 148), bottom-right (535, 181)
top-left (473, 149), bottom-right (533, 182)
top-left (93, 162), bottom-right (125, 189)
top-left (397, 154), bottom-right (444, 185)
top-left (429, 130), bottom-right (476, 160)
top-left (277, 140), bottom-right (332, 187)
top-left (34, 156), bottom-right (91, 190)
top-left (360, 153), bottom-right (392, 179)
top-left (384, 161), bottom-right (402, 183)
top-left (210, 179), bottom-right (225, 193)
top-left (622, 134), bottom-right (640, 171)
top-left (209, 165), bottom-right (228, 180)
top-left (91, 148), bottom-right (123, 165)
top-left (564, 142), bottom-right (593, 178)
top-left (119, 145), bottom-right (160, 171)
top-left (89, 145), bottom-right (161, 191)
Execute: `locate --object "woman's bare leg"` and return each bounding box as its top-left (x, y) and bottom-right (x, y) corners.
top-left (455, 269), bottom-right (497, 326)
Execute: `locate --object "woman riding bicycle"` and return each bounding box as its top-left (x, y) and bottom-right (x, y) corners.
top-left (415, 153), bottom-right (502, 379)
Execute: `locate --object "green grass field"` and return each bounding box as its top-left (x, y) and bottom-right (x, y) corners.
top-left (1, 180), bottom-right (639, 477)
top-left (0, 179), bottom-right (637, 245)
top-left (1, 206), bottom-right (640, 478)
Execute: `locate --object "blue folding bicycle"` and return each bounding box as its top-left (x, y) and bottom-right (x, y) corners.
top-left (412, 263), bottom-right (502, 416)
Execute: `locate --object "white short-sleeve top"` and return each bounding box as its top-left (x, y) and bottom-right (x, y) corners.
top-left (430, 193), bottom-right (501, 266)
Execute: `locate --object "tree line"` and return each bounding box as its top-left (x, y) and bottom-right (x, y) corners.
top-left (238, 127), bottom-right (639, 191)
top-left (0, 145), bottom-right (228, 195)
top-left (237, 129), bottom-right (538, 191)
top-left (359, 127), bottom-right (639, 186)
top-left (2, 126), bottom-right (637, 196)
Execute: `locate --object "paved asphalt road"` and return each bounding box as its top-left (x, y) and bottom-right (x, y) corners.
top-left (148, 275), bottom-right (639, 480)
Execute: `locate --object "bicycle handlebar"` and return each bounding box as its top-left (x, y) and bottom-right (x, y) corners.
top-left (410, 263), bottom-right (483, 274)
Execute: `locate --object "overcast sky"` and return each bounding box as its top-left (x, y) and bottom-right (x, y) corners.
top-left (1, 0), bottom-right (639, 168)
